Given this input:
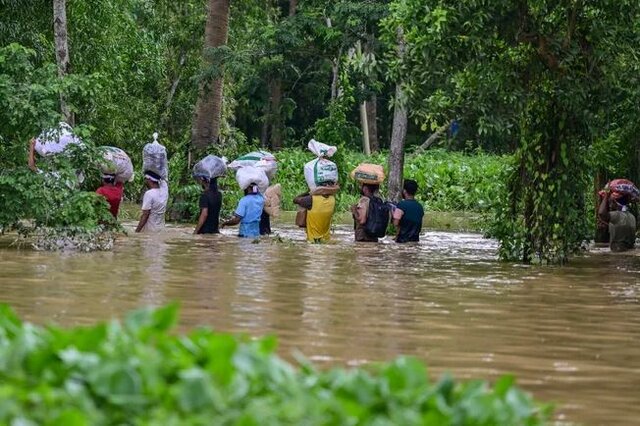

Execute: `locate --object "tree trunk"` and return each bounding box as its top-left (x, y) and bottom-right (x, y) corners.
top-left (289, 0), bottom-right (297, 16)
top-left (53, 0), bottom-right (73, 125)
top-left (366, 96), bottom-right (379, 151)
top-left (269, 79), bottom-right (283, 150)
top-left (387, 29), bottom-right (408, 203)
top-left (191, 0), bottom-right (230, 149)
top-left (359, 101), bottom-right (371, 155)
top-left (594, 170), bottom-right (609, 243)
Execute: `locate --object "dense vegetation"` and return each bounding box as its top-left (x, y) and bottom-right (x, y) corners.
top-left (0, 303), bottom-right (552, 424)
top-left (1, 0), bottom-right (639, 262)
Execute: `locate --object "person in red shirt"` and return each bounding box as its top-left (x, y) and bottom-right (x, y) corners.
top-left (96, 174), bottom-right (124, 218)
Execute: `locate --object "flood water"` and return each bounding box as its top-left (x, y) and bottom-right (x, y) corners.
top-left (1, 221), bottom-right (640, 425)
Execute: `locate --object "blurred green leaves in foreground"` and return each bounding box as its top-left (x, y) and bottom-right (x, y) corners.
top-left (0, 303), bottom-right (552, 425)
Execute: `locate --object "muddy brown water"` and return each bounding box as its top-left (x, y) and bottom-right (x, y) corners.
top-left (1, 222), bottom-right (639, 425)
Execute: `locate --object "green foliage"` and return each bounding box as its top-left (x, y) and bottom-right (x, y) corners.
top-left (0, 304), bottom-right (552, 425)
top-left (385, 0), bottom-right (640, 263)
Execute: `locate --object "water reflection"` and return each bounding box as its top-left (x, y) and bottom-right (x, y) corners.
top-left (0, 224), bottom-right (639, 424)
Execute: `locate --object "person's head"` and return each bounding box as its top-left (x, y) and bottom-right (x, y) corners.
top-left (144, 170), bottom-right (162, 188)
top-left (194, 174), bottom-right (210, 190)
top-left (244, 183), bottom-right (260, 196)
top-left (611, 195), bottom-right (630, 212)
top-left (402, 179), bottom-right (418, 199)
top-left (360, 183), bottom-right (379, 196)
top-left (102, 173), bottom-right (116, 186)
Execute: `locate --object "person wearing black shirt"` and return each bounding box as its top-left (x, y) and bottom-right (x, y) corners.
top-left (392, 179), bottom-right (424, 243)
top-left (194, 176), bottom-right (222, 234)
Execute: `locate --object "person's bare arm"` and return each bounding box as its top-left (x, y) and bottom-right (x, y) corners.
top-left (221, 215), bottom-right (241, 228)
top-left (598, 192), bottom-right (610, 222)
top-left (28, 138), bottom-right (37, 171)
top-left (194, 208), bottom-right (208, 234)
top-left (135, 210), bottom-right (150, 233)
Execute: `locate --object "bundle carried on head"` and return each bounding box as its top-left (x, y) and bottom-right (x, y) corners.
top-left (228, 151), bottom-right (277, 181)
top-left (143, 132), bottom-right (168, 180)
top-left (99, 146), bottom-right (134, 183)
top-left (351, 163), bottom-right (385, 185)
top-left (192, 155), bottom-right (227, 181)
top-left (34, 122), bottom-right (82, 157)
top-left (236, 166), bottom-right (269, 194)
top-left (304, 139), bottom-right (339, 192)
top-left (601, 179), bottom-right (640, 202)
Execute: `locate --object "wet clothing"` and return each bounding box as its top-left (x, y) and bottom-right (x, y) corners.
top-left (354, 196), bottom-right (378, 242)
top-left (297, 195), bottom-right (336, 242)
top-left (96, 183), bottom-right (123, 218)
top-left (260, 211), bottom-right (271, 235)
top-left (141, 182), bottom-right (168, 232)
top-left (393, 199), bottom-right (424, 243)
top-left (235, 193), bottom-right (264, 238)
top-left (198, 189), bottom-right (222, 234)
top-left (609, 210), bottom-right (636, 252)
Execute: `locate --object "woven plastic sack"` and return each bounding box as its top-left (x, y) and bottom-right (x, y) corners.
top-left (34, 122), bottom-right (82, 156)
top-left (143, 133), bottom-right (168, 179)
top-left (236, 166), bottom-right (269, 193)
top-left (100, 146), bottom-right (134, 183)
top-left (193, 155), bottom-right (227, 180)
top-left (351, 163), bottom-right (385, 185)
top-left (307, 139), bottom-right (337, 158)
top-left (228, 151), bottom-right (277, 180)
top-left (264, 184), bottom-right (282, 217)
top-left (304, 158), bottom-right (339, 191)
top-left (608, 179), bottom-right (640, 201)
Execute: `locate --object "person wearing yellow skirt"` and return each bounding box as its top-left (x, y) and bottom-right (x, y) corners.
top-left (293, 182), bottom-right (338, 243)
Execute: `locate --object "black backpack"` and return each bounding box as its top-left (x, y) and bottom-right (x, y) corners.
top-left (364, 196), bottom-right (390, 238)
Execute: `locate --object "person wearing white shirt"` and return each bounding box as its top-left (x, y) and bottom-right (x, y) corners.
top-left (135, 171), bottom-right (168, 233)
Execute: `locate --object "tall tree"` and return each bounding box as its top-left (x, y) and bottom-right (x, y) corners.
top-left (387, 27), bottom-right (407, 202)
top-left (53, 0), bottom-right (73, 124)
top-left (192, 0), bottom-right (230, 149)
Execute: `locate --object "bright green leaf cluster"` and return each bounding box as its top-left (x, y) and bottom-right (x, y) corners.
top-left (0, 304), bottom-right (552, 425)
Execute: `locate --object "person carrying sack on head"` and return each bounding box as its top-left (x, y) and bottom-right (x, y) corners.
top-left (293, 181), bottom-right (338, 243)
top-left (598, 182), bottom-right (637, 252)
top-left (351, 183), bottom-right (390, 242)
top-left (193, 175), bottom-right (222, 235)
top-left (96, 173), bottom-right (124, 219)
top-left (135, 170), bottom-right (168, 233)
top-left (221, 183), bottom-right (265, 238)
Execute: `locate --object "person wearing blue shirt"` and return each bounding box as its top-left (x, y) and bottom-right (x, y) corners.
top-left (221, 183), bottom-right (265, 238)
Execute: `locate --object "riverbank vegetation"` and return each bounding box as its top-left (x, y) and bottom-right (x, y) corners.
top-left (0, 303), bottom-right (552, 424)
top-left (2, 1), bottom-right (640, 263)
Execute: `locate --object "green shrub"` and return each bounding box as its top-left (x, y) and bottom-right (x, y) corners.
top-left (0, 304), bottom-right (552, 425)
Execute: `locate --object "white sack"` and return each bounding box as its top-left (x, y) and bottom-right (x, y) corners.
top-left (235, 166), bottom-right (269, 193)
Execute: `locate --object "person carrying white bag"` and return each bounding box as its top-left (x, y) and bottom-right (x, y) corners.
top-left (293, 139), bottom-right (340, 242)
top-left (220, 166), bottom-right (267, 238)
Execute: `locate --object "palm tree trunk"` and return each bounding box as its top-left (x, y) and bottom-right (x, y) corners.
top-left (53, 0), bottom-right (73, 125)
top-left (360, 101), bottom-right (371, 155)
top-left (387, 28), bottom-right (408, 203)
top-left (269, 79), bottom-right (283, 150)
top-left (191, 0), bottom-right (230, 149)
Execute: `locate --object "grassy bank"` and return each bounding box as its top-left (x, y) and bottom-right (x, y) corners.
top-left (0, 304), bottom-right (551, 425)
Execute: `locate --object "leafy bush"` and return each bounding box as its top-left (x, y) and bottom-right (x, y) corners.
top-left (0, 304), bottom-right (552, 425)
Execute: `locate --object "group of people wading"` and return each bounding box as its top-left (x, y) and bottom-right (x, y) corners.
top-left (29, 124), bottom-right (637, 251)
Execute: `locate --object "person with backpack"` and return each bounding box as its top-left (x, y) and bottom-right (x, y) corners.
top-left (351, 183), bottom-right (390, 242)
top-left (392, 179), bottom-right (425, 243)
